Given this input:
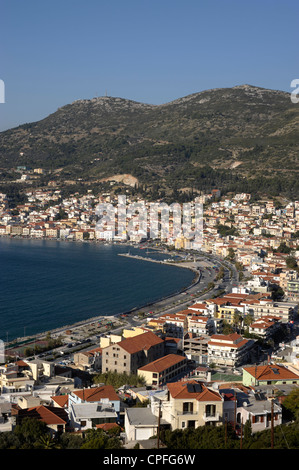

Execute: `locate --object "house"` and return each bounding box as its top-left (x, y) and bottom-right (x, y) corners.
top-left (150, 380), bottom-right (223, 431)
top-left (219, 385), bottom-right (283, 433)
top-left (68, 402), bottom-right (118, 432)
top-left (0, 363), bottom-right (35, 395)
top-left (248, 316), bottom-right (282, 339)
top-left (124, 407), bottom-right (167, 443)
top-left (68, 385), bottom-right (121, 414)
top-left (242, 364), bottom-right (299, 387)
top-left (137, 354), bottom-right (187, 387)
top-left (239, 390), bottom-right (282, 433)
top-left (16, 405), bottom-right (68, 435)
top-left (101, 331), bottom-right (165, 375)
top-left (0, 398), bottom-right (14, 432)
top-left (73, 348), bottom-right (102, 372)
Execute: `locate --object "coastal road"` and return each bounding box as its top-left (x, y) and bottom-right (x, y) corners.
top-left (27, 252), bottom-right (238, 362)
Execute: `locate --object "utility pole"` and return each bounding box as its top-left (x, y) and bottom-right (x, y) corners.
top-left (224, 416), bottom-right (227, 448)
top-left (240, 418), bottom-right (243, 449)
top-left (234, 390), bottom-right (237, 431)
top-left (157, 400), bottom-right (161, 449)
top-left (271, 399), bottom-right (274, 449)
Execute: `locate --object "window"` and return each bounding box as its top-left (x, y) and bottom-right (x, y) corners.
top-left (205, 404), bottom-right (216, 417)
top-left (188, 420), bottom-right (196, 428)
top-left (183, 402), bottom-right (193, 414)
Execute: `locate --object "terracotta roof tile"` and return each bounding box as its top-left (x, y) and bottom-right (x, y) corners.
top-left (138, 354), bottom-right (186, 373)
top-left (115, 331), bottom-right (164, 354)
top-left (244, 364), bottom-right (299, 381)
top-left (73, 385), bottom-right (120, 402)
top-left (167, 380), bottom-right (222, 402)
top-left (18, 405), bottom-right (68, 425)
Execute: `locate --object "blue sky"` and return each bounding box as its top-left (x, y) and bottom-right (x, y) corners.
top-left (0, 0), bottom-right (298, 131)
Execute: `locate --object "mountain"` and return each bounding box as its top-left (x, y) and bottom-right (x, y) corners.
top-left (1, 84), bottom-right (299, 199)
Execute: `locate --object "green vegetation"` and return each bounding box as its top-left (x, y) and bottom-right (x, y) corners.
top-left (92, 370), bottom-right (146, 389)
top-left (274, 242), bottom-right (292, 254)
top-left (1, 86), bottom-right (299, 200)
top-left (216, 224), bottom-right (239, 237)
top-left (161, 420), bottom-right (299, 449)
top-left (0, 418), bottom-right (122, 449)
top-left (23, 336), bottom-right (63, 357)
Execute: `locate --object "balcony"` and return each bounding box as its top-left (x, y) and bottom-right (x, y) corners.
top-left (177, 411), bottom-right (197, 416)
top-left (203, 412), bottom-right (220, 422)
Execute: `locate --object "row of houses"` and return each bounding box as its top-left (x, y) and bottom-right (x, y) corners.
top-left (1, 358), bottom-right (299, 443)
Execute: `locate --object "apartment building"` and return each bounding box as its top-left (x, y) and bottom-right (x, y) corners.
top-left (183, 334), bottom-right (209, 364)
top-left (157, 312), bottom-right (188, 338)
top-left (248, 316), bottom-right (282, 339)
top-left (138, 354), bottom-right (187, 386)
top-left (187, 315), bottom-right (215, 335)
top-left (207, 333), bottom-right (256, 367)
top-left (101, 331), bottom-right (165, 375)
top-left (252, 300), bottom-right (298, 323)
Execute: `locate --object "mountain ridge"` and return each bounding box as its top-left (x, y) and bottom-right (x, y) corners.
top-left (0, 84), bottom-right (298, 199)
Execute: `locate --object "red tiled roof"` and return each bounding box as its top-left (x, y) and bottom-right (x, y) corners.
top-left (96, 423), bottom-right (121, 431)
top-left (18, 405), bottom-right (68, 425)
top-left (115, 331), bottom-right (164, 354)
top-left (73, 385), bottom-right (120, 402)
top-left (244, 364), bottom-right (299, 381)
top-left (51, 395), bottom-right (69, 408)
top-left (167, 380), bottom-right (222, 402)
top-left (138, 354), bottom-right (186, 373)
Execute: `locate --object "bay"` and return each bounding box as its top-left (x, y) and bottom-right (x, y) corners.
top-left (0, 238), bottom-right (194, 341)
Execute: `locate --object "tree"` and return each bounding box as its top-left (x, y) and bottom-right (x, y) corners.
top-left (58, 433), bottom-right (83, 449)
top-left (233, 312), bottom-right (243, 331)
top-left (13, 418), bottom-right (49, 448)
top-left (80, 429), bottom-right (122, 449)
top-left (286, 256), bottom-right (298, 270)
top-left (243, 419), bottom-right (252, 444)
top-left (275, 243), bottom-right (292, 254)
top-left (243, 314), bottom-right (254, 328)
top-left (35, 434), bottom-right (61, 449)
top-left (282, 388), bottom-right (299, 421)
top-left (226, 248), bottom-right (235, 261)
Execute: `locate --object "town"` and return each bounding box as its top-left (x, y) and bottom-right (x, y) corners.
top-left (0, 178), bottom-right (299, 450)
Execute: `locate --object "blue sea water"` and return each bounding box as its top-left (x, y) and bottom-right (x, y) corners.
top-left (0, 238), bottom-right (194, 341)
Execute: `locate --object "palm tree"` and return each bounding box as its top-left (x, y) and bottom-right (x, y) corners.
top-left (36, 434), bottom-right (61, 449)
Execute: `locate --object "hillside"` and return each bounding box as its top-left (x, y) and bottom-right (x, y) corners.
top-left (0, 84), bottom-right (299, 199)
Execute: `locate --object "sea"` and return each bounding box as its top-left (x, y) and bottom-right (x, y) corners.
top-left (0, 237), bottom-right (195, 341)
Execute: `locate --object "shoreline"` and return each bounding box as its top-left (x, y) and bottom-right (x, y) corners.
top-left (3, 239), bottom-right (203, 348)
